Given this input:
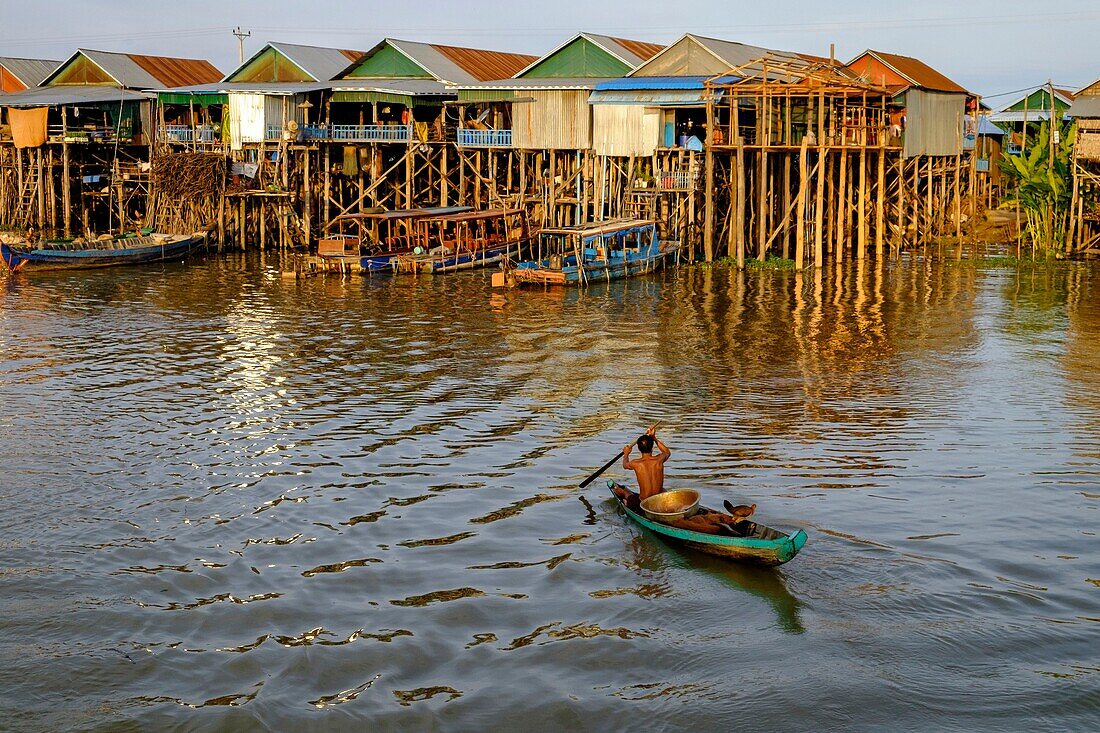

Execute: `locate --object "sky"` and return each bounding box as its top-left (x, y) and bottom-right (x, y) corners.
top-left (2, 0), bottom-right (1098, 107)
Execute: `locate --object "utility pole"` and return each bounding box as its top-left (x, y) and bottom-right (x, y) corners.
top-left (233, 27), bottom-right (251, 65)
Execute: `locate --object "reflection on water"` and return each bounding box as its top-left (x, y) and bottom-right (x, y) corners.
top-left (1, 253), bottom-right (1099, 731)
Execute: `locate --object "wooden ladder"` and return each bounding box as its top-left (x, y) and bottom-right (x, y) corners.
top-left (624, 190), bottom-right (657, 220)
top-left (13, 157), bottom-right (40, 228)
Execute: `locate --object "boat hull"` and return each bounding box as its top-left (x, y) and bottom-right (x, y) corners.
top-left (608, 483), bottom-right (806, 566)
top-left (2, 233), bottom-right (206, 273)
top-left (513, 243), bottom-right (677, 286)
top-left (395, 239), bottom-right (525, 274)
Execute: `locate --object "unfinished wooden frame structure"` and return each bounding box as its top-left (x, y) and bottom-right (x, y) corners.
top-left (703, 54), bottom-right (973, 268)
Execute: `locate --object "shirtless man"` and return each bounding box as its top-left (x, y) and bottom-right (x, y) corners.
top-left (621, 427), bottom-right (671, 501)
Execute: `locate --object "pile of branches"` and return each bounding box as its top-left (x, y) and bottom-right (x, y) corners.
top-left (153, 152), bottom-right (227, 199)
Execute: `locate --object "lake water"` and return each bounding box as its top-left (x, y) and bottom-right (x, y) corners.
top-left (1, 254), bottom-right (1098, 731)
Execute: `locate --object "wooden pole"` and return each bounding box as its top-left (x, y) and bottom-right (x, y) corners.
top-left (704, 96), bottom-right (716, 262)
top-left (757, 149), bottom-right (768, 260)
top-left (857, 146), bottom-right (867, 259)
top-left (323, 145), bottom-right (331, 226)
top-left (782, 153), bottom-right (792, 260)
top-left (62, 107), bottom-right (72, 237)
top-left (836, 150), bottom-right (847, 262)
top-left (735, 137), bottom-right (746, 269)
top-left (875, 148), bottom-right (885, 257)
top-left (814, 148), bottom-right (825, 268)
top-left (795, 137), bottom-right (808, 270)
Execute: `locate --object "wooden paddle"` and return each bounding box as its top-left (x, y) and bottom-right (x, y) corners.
top-left (578, 423), bottom-right (660, 488)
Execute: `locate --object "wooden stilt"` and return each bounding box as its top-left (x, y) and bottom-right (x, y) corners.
top-left (795, 137), bottom-right (808, 270)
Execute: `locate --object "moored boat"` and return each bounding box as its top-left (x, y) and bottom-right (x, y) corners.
top-left (1, 231), bottom-right (207, 273)
top-left (608, 481), bottom-right (807, 566)
top-left (318, 207), bottom-right (472, 272)
top-left (496, 219), bottom-right (678, 287)
top-left (391, 208), bottom-right (532, 274)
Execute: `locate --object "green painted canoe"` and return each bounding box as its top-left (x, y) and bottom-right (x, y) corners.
top-left (608, 481), bottom-right (807, 566)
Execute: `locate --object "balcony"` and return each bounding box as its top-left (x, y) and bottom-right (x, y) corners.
top-left (162, 125), bottom-right (216, 143)
top-left (456, 128), bottom-right (512, 148)
top-left (264, 123), bottom-right (413, 143)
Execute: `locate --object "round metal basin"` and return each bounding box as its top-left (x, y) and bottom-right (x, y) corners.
top-left (639, 489), bottom-right (700, 522)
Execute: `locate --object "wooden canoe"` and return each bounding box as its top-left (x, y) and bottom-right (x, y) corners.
top-left (608, 482), bottom-right (807, 566)
top-left (1, 231), bottom-right (206, 272)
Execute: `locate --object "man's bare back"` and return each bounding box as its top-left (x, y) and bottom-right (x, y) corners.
top-left (622, 428), bottom-right (672, 501)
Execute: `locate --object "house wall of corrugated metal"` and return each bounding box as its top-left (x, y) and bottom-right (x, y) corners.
top-left (512, 90), bottom-right (591, 149)
top-left (591, 104), bottom-right (661, 156)
top-left (904, 90), bottom-right (965, 158)
top-left (229, 93), bottom-right (266, 149)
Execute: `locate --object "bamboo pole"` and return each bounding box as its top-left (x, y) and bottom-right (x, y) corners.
top-left (795, 136), bottom-right (808, 270)
top-left (735, 137), bottom-right (746, 269)
top-left (757, 149), bottom-right (768, 260)
top-left (704, 97), bottom-right (716, 262)
top-left (837, 150), bottom-right (847, 262)
top-left (876, 148), bottom-right (885, 257)
top-left (783, 154), bottom-right (792, 260)
top-left (814, 148), bottom-right (825, 267)
top-left (62, 107), bottom-right (71, 237)
top-left (857, 146), bottom-right (867, 259)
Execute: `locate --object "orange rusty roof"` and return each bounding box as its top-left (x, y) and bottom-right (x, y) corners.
top-left (856, 50), bottom-right (968, 94)
top-left (129, 54), bottom-right (222, 87)
top-left (607, 37), bottom-right (665, 64)
top-left (430, 44), bottom-right (538, 82)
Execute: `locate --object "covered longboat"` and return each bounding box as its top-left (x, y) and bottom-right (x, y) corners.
top-left (317, 207), bottom-right (472, 272)
top-left (392, 208), bottom-right (533, 274)
top-left (501, 219), bottom-right (678, 287)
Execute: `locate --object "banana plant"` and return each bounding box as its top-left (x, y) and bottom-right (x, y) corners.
top-left (999, 117), bottom-right (1076, 253)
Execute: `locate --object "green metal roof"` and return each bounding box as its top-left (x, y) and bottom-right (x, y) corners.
top-left (520, 37), bottom-right (632, 79)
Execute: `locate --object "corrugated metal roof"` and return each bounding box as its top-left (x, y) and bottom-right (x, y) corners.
top-left (129, 54), bottom-right (221, 88)
top-left (47, 49), bottom-right (221, 90)
top-left (385, 39), bottom-right (536, 83)
top-left (594, 76), bottom-right (708, 90)
top-left (265, 42), bottom-right (366, 82)
top-left (977, 116), bottom-right (1007, 135)
top-left (1, 85), bottom-right (150, 107)
top-left (589, 87), bottom-right (719, 106)
top-left (691, 35), bottom-right (782, 68)
top-left (330, 77), bottom-right (452, 96)
top-left (989, 110), bottom-right (1049, 123)
top-left (458, 76), bottom-right (614, 91)
top-left (627, 34), bottom-right (800, 78)
top-left (0, 57), bottom-right (61, 88)
top-left (155, 81), bottom-right (331, 95)
top-left (582, 34), bottom-right (664, 68)
top-left (1069, 96), bottom-right (1100, 118)
top-left (853, 50), bottom-right (968, 94)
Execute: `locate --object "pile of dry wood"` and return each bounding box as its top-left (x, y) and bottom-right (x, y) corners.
top-left (152, 152), bottom-right (226, 198)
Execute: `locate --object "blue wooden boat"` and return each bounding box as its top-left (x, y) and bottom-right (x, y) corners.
top-left (608, 481), bottom-right (807, 566)
top-left (392, 208), bottom-right (532, 274)
top-left (501, 219), bottom-right (678, 287)
top-left (1, 231), bottom-right (206, 273)
top-left (319, 207), bottom-right (472, 273)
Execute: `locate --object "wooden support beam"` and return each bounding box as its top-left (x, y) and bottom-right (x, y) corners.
top-left (795, 136), bottom-right (808, 270)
